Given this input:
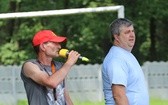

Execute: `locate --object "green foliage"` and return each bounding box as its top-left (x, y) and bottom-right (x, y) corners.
top-left (0, 0), bottom-right (168, 65)
top-left (0, 1), bottom-right (10, 12)
top-left (0, 41), bottom-right (27, 65)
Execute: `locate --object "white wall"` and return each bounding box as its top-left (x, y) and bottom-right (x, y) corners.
top-left (0, 61), bottom-right (168, 104)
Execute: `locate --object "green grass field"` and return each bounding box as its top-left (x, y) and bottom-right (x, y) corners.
top-left (16, 98), bottom-right (168, 105)
top-left (150, 98), bottom-right (168, 105)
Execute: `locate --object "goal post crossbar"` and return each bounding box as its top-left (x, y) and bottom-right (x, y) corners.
top-left (0, 5), bottom-right (124, 19)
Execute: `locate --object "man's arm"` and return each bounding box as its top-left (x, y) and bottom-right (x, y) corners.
top-left (23, 51), bottom-right (80, 89)
top-left (64, 88), bottom-right (73, 105)
top-left (112, 84), bottom-right (129, 105)
top-left (23, 61), bottom-right (76, 89)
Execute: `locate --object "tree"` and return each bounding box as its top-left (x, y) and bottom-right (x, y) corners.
top-left (113, 0), bottom-right (168, 64)
top-left (0, 0), bottom-right (168, 65)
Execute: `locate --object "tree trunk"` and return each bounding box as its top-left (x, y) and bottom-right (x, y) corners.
top-left (5, 1), bottom-right (18, 41)
top-left (149, 17), bottom-right (157, 61)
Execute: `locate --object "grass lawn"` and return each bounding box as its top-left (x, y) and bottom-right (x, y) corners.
top-left (74, 98), bottom-right (168, 105)
top-left (150, 98), bottom-right (168, 105)
top-left (17, 98), bottom-right (168, 105)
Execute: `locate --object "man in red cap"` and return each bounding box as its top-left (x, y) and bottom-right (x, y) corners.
top-left (21, 30), bottom-right (80, 105)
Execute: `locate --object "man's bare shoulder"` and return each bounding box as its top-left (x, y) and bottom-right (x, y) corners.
top-left (23, 61), bottom-right (41, 77)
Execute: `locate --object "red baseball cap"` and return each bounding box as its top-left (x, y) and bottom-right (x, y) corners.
top-left (32, 30), bottom-right (67, 46)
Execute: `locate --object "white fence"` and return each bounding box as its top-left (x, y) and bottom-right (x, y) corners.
top-left (0, 64), bottom-right (103, 105)
top-left (142, 61), bottom-right (168, 99)
top-left (66, 64), bottom-right (103, 102)
top-left (0, 65), bottom-right (24, 105)
top-left (0, 62), bottom-right (168, 105)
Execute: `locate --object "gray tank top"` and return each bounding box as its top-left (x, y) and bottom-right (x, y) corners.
top-left (21, 59), bottom-right (66, 105)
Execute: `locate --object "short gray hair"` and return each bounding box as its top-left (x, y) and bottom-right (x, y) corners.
top-left (110, 18), bottom-right (133, 36)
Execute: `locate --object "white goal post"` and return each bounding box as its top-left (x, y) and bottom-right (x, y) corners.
top-left (0, 5), bottom-right (124, 19)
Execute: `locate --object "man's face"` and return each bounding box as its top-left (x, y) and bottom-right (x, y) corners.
top-left (114, 25), bottom-right (135, 51)
top-left (42, 41), bottom-right (61, 57)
